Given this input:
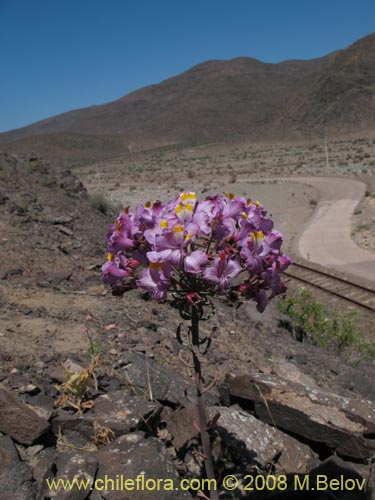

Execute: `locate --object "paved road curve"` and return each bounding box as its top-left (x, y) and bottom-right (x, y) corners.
top-left (293, 177), bottom-right (375, 285)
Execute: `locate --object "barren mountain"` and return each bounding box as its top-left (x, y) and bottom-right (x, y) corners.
top-left (274, 32), bottom-right (375, 137)
top-left (1, 33), bottom-right (374, 158)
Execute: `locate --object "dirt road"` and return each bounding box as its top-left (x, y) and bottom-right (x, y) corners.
top-left (294, 177), bottom-right (375, 285)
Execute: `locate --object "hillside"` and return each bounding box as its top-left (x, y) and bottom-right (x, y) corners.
top-left (273, 32), bottom-right (375, 137)
top-left (0, 33), bottom-right (374, 157)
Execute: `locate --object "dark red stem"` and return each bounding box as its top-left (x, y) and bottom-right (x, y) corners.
top-left (191, 306), bottom-right (219, 500)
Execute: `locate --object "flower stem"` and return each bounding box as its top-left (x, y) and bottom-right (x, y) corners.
top-left (191, 306), bottom-right (219, 500)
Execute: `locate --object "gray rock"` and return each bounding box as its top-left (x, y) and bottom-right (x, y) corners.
top-left (88, 491), bottom-right (105, 500)
top-left (56, 430), bottom-right (98, 453)
top-left (0, 434), bottom-right (21, 467)
top-left (226, 373), bottom-right (375, 459)
top-left (0, 388), bottom-right (50, 445)
top-left (58, 225), bottom-right (74, 236)
top-left (122, 352), bottom-right (219, 406)
top-left (309, 456), bottom-right (371, 500)
top-left (44, 451), bottom-right (98, 500)
top-left (37, 270), bottom-right (72, 286)
top-left (15, 443), bottom-right (44, 462)
top-left (96, 434), bottom-right (192, 499)
top-left (31, 447), bottom-right (57, 496)
top-left (167, 405), bottom-right (317, 474)
top-left (0, 435), bottom-right (37, 500)
top-left (53, 215), bottom-right (73, 224)
top-left (52, 391), bottom-right (162, 439)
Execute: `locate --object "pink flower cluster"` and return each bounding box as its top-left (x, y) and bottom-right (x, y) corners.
top-left (102, 192), bottom-right (291, 312)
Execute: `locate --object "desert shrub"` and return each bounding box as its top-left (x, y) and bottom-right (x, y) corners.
top-left (356, 222), bottom-right (371, 231)
top-left (89, 193), bottom-right (120, 215)
top-left (278, 288), bottom-right (375, 359)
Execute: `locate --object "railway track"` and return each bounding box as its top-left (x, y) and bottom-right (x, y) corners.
top-left (284, 261), bottom-right (375, 313)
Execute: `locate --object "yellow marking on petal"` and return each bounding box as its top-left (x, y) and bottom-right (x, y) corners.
top-left (255, 200), bottom-right (261, 208)
top-left (150, 262), bottom-right (161, 270)
top-left (144, 201), bottom-right (152, 208)
top-left (107, 253), bottom-right (114, 261)
top-left (241, 212), bottom-right (248, 219)
top-left (173, 224), bottom-right (183, 234)
top-left (160, 220), bottom-right (168, 229)
top-left (181, 192), bottom-right (196, 202)
top-left (225, 192), bottom-right (235, 200)
top-left (247, 199), bottom-right (253, 206)
top-left (251, 231), bottom-right (264, 244)
top-left (115, 220), bottom-right (122, 232)
top-left (175, 203), bottom-right (193, 218)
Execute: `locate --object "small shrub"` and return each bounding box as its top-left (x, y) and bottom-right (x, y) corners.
top-left (278, 288), bottom-right (375, 358)
top-left (356, 223), bottom-right (371, 231)
top-left (90, 193), bottom-right (120, 215)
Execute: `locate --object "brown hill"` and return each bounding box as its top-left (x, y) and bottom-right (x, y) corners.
top-left (0, 33), bottom-right (374, 157)
top-left (274, 32), bottom-right (375, 137)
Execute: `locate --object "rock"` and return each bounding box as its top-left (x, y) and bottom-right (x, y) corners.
top-left (56, 430), bottom-right (98, 453)
top-left (24, 389), bottom-right (55, 421)
top-left (0, 268), bottom-right (23, 280)
top-left (18, 384), bottom-right (39, 395)
top-left (35, 361), bottom-right (47, 371)
top-left (16, 443), bottom-right (44, 462)
top-left (0, 388), bottom-right (50, 445)
top-left (96, 434), bottom-right (192, 499)
top-left (88, 492), bottom-right (105, 500)
top-left (309, 456), bottom-right (371, 499)
top-left (52, 391), bottom-right (162, 439)
top-left (97, 374), bottom-right (121, 392)
top-left (31, 447), bottom-right (57, 495)
top-left (262, 456), bottom-right (371, 499)
top-left (44, 451), bottom-right (98, 500)
top-left (0, 435), bottom-right (21, 467)
top-left (63, 358), bottom-right (86, 374)
top-left (167, 405), bottom-right (317, 474)
top-left (53, 215), bottom-right (73, 224)
top-left (121, 352), bottom-right (219, 406)
top-left (270, 360), bottom-right (318, 388)
top-left (46, 364), bottom-right (66, 383)
top-left (57, 171), bottom-right (86, 195)
top-left (58, 226), bottom-right (74, 236)
top-left (94, 391), bottom-right (163, 435)
top-left (37, 270), bottom-right (72, 286)
top-left (0, 435), bottom-right (37, 499)
top-left (226, 373), bottom-right (375, 459)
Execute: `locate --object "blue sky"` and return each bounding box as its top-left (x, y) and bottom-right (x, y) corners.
top-left (1, 0), bottom-right (374, 133)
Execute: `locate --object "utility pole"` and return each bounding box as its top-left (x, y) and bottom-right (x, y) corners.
top-left (324, 136), bottom-right (330, 175)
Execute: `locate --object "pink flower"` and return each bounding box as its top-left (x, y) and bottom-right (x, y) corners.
top-left (184, 250), bottom-right (208, 274)
top-left (102, 191), bottom-right (291, 310)
top-left (203, 252), bottom-right (242, 291)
